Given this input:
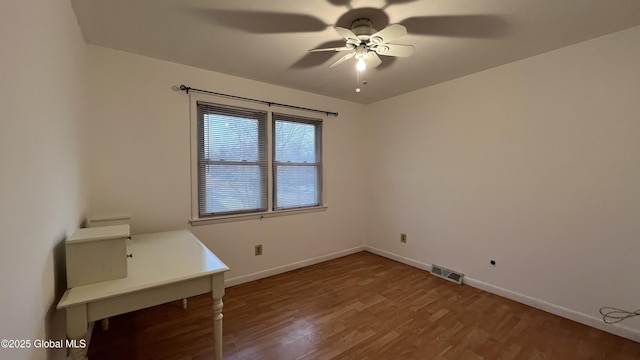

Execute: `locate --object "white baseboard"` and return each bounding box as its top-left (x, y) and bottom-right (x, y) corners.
top-left (464, 277), bottom-right (640, 342)
top-left (363, 245), bottom-right (640, 343)
top-left (224, 245), bottom-right (365, 287)
top-left (364, 246), bottom-right (432, 272)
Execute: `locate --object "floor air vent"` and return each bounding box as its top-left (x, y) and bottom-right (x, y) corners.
top-left (431, 264), bottom-right (464, 284)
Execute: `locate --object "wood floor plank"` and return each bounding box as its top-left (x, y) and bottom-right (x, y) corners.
top-left (87, 251), bottom-right (640, 359)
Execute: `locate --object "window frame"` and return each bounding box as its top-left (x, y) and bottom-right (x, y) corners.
top-left (196, 102), bottom-right (268, 218)
top-left (189, 93), bottom-right (327, 225)
top-left (272, 113), bottom-right (323, 211)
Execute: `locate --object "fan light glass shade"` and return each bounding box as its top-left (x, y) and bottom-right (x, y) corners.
top-left (356, 58), bottom-right (366, 71)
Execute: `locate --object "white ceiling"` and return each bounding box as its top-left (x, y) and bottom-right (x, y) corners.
top-left (71, 0), bottom-right (640, 104)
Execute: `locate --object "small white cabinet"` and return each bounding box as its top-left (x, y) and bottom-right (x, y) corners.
top-left (66, 225), bottom-right (130, 287)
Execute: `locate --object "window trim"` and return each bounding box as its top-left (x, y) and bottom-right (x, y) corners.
top-left (189, 93), bottom-right (327, 225)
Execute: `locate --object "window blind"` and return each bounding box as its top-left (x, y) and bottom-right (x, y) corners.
top-left (197, 102), bottom-right (268, 217)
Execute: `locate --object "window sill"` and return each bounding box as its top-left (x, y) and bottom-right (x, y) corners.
top-left (189, 205), bottom-right (328, 226)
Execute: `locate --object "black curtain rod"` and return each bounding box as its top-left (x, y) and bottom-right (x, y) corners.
top-left (179, 85), bottom-right (339, 117)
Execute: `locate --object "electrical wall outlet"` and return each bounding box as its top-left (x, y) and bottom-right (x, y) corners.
top-left (400, 233), bottom-right (407, 243)
top-left (255, 244), bottom-right (263, 256)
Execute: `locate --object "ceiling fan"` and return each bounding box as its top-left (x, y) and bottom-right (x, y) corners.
top-left (197, 6), bottom-right (505, 92)
top-left (201, 7), bottom-right (507, 72)
top-left (309, 18), bottom-right (415, 70)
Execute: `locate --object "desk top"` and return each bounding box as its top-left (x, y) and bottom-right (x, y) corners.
top-left (58, 230), bottom-right (229, 308)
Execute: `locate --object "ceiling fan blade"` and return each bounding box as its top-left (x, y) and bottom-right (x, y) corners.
top-left (400, 15), bottom-right (507, 38)
top-left (368, 24), bottom-right (407, 45)
top-left (309, 46), bottom-right (353, 52)
top-left (366, 52), bottom-right (382, 68)
top-left (375, 44), bottom-right (415, 57)
top-left (291, 40), bottom-right (346, 69)
top-left (334, 26), bottom-right (360, 43)
top-left (196, 10), bottom-right (327, 33)
top-left (328, 51), bottom-right (355, 68)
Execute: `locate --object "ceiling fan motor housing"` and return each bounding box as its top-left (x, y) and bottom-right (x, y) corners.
top-left (351, 18), bottom-right (376, 41)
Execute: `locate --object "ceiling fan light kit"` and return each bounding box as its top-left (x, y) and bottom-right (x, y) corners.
top-left (309, 17), bottom-right (415, 93)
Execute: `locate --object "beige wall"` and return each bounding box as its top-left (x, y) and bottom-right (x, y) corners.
top-left (0, 0), bottom-right (88, 359)
top-left (86, 46), bottom-right (369, 282)
top-left (366, 26), bottom-right (640, 336)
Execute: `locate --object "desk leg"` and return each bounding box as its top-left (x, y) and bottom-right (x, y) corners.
top-left (212, 274), bottom-right (225, 360)
top-left (66, 305), bottom-right (89, 360)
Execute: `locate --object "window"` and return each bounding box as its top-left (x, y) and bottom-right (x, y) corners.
top-left (197, 102), bottom-right (267, 217)
top-left (273, 114), bottom-right (322, 210)
top-left (194, 100), bottom-right (323, 221)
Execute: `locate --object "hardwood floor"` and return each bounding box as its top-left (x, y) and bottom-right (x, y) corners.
top-left (88, 251), bottom-right (640, 359)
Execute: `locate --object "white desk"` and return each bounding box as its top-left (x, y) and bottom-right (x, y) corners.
top-left (57, 230), bottom-right (229, 360)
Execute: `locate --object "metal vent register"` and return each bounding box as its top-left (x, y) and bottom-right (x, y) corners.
top-left (431, 264), bottom-right (464, 284)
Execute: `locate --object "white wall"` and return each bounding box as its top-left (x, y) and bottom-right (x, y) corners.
top-left (86, 46), bottom-right (369, 282)
top-left (365, 26), bottom-right (640, 337)
top-left (0, 0), bottom-right (88, 359)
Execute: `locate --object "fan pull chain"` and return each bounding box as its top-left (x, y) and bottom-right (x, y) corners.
top-left (355, 68), bottom-right (368, 93)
